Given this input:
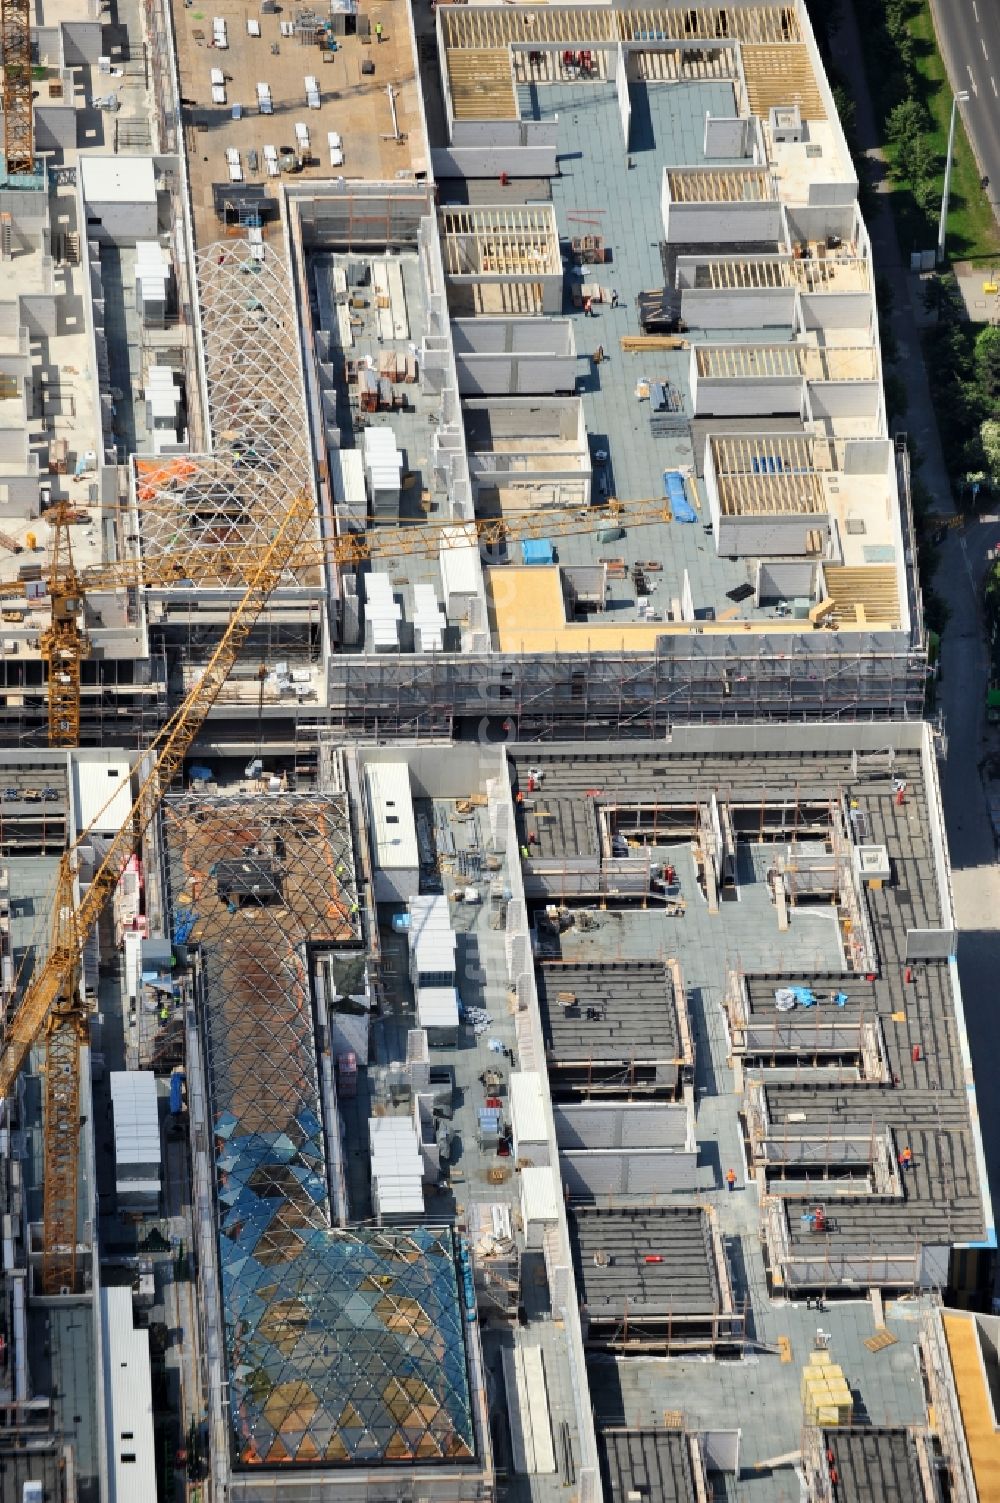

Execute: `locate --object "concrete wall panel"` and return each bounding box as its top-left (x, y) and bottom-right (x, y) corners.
top-left (681, 289), bottom-right (795, 329)
top-left (799, 292), bottom-right (872, 330)
top-left (559, 1149), bottom-right (699, 1197)
top-left (808, 381), bottom-right (880, 419)
top-left (431, 146), bottom-right (557, 180)
top-left (695, 377), bottom-right (802, 417)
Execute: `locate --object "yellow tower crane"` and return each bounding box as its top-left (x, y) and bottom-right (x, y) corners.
top-left (0, 487), bottom-right (316, 1294)
top-left (8, 492), bottom-right (677, 747)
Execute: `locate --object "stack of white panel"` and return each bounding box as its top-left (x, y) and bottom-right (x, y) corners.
top-left (225, 147), bottom-right (242, 183)
top-left (412, 582), bottom-right (446, 652)
top-left (363, 426), bottom-right (403, 523)
top-left (305, 73), bottom-right (321, 108)
top-left (135, 241), bottom-right (169, 327)
top-left (369, 1116), bottom-right (424, 1223)
top-left (510, 1071), bottom-right (550, 1168)
top-left (363, 571), bottom-right (400, 652)
top-left (212, 16), bottom-right (228, 47)
top-left (144, 365), bottom-right (181, 450)
top-left (110, 1071), bottom-right (161, 1211)
top-left (295, 121), bottom-right (311, 155)
top-left (408, 894), bottom-right (457, 987)
top-left (263, 143), bottom-right (279, 177)
top-left (256, 81), bottom-right (273, 114)
top-left (330, 448), bottom-right (366, 531)
top-left (416, 985), bottom-right (460, 1041)
top-left (439, 525), bottom-right (481, 621)
top-left (210, 66), bottom-right (226, 104)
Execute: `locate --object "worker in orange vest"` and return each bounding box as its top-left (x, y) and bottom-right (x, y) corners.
top-left (726, 1168), bottom-right (737, 1192)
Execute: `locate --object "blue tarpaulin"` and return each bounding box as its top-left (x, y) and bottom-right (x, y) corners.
top-left (664, 470), bottom-right (697, 523)
top-left (522, 537), bottom-right (554, 565)
top-left (791, 986), bottom-right (816, 1008)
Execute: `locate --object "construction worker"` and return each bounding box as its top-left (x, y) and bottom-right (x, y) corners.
top-left (899, 1145), bottom-right (913, 1171)
top-left (726, 1168), bottom-right (737, 1192)
top-left (375, 20), bottom-right (383, 42)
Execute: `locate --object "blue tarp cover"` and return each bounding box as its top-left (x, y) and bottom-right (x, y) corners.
top-left (664, 470), bottom-right (697, 523)
top-left (522, 538), bottom-right (554, 565)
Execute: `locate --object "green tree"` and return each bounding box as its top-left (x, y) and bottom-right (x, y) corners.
top-left (974, 326), bottom-right (1000, 406)
top-left (886, 98), bottom-right (930, 152)
top-left (832, 84), bottom-right (856, 140)
top-left (981, 418), bottom-right (1000, 481)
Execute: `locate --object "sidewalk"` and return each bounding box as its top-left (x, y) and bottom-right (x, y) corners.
top-left (828, 3), bottom-right (955, 516)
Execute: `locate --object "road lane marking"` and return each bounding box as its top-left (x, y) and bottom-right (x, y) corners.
top-left (968, 64), bottom-right (979, 93)
top-left (974, 0), bottom-right (979, 17)
top-left (983, 37), bottom-right (990, 60)
top-left (993, 75), bottom-right (998, 96)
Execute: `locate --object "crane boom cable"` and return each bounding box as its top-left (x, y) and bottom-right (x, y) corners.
top-left (0, 493), bottom-right (673, 600)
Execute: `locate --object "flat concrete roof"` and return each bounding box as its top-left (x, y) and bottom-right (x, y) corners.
top-left (537, 959), bottom-right (681, 1071)
top-left (171, 0), bottom-right (427, 247)
top-left (513, 741), bottom-right (990, 1275)
top-left (598, 1427), bottom-right (698, 1503)
top-left (568, 1205), bottom-right (720, 1318)
top-left (80, 155), bottom-right (157, 204)
top-left (825, 1428), bottom-right (924, 1503)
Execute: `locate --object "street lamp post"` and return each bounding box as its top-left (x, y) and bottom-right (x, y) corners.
top-left (938, 90), bottom-right (970, 265)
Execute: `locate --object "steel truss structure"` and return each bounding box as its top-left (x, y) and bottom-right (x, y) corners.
top-left (161, 792), bottom-right (480, 1472)
top-left (133, 241), bottom-right (317, 573)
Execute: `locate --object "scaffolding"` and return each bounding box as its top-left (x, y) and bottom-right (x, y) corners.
top-left (690, 253), bottom-right (870, 292)
top-left (440, 4), bottom-right (803, 51)
top-left (696, 344), bottom-right (877, 382)
top-left (323, 631), bottom-right (928, 740)
top-left (710, 434), bottom-right (826, 517)
top-left (666, 168), bottom-right (776, 203)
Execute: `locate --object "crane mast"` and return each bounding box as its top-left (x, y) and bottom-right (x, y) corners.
top-left (0, 488), bottom-right (316, 1294)
top-left (1, 0), bottom-right (34, 176)
top-left (38, 507), bottom-right (90, 749)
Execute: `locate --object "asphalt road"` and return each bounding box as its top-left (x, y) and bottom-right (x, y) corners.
top-left (933, 0), bottom-right (1000, 217)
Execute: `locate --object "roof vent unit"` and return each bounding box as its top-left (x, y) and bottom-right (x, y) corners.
top-left (854, 845), bottom-right (891, 884)
top-left (769, 104), bottom-right (804, 143)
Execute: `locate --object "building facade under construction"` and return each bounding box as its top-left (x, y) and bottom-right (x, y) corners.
top-left (0, 0), bottom-right (931, 746)
top-left (0, 1), bottom-right (998, 1503)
